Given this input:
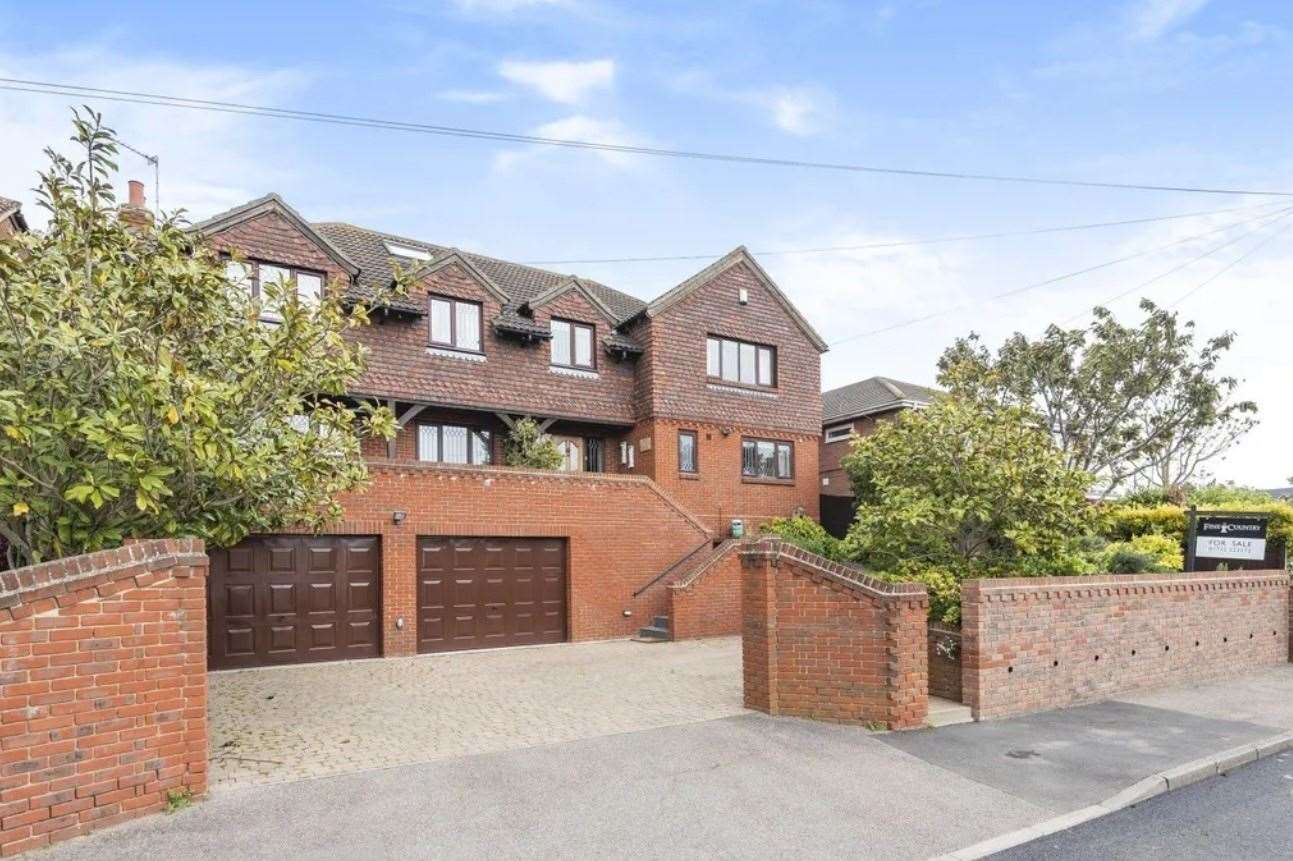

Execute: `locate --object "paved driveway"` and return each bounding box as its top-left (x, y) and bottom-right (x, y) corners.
top-left (210, 637), bottom-right (744, 789)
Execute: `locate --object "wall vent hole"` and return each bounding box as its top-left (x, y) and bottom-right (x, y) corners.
top-left (1131, 649), bottom-right (1137, 656)
top-left (1007, 666), bottom-right (1014, 674)
top-left (1195, 640), bottom-right (1200, 647)
top-left (1052, 660), bottom-right (1059, 667)
top-left (1094, 655), bottom-right (1100, 661)
top-left (1164, 645), bottom-right (1170, 651)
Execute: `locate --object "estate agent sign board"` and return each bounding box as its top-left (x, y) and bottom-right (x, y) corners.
top-left (1185, 509), bottom-right (1271, 571)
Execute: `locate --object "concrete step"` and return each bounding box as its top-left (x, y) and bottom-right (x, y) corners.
top-left (927, 696), bottom-right (974, 728)
top-left (635, 624), bottom-right (670, 641)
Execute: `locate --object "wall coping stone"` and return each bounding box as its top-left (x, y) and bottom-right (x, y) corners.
top-left (670, 539), bottom-right (741, 591)
top-left (740, 537), bottom-right (927, 601)
top-left (965, 570), bottom-right (1290, 601)
top-left (0, 538), bottom-right (207, 620)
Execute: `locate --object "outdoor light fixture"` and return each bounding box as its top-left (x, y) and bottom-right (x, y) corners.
top-left (391, 510), bottom-right (407, 525)
top-left (622, 609), bottom-right (632, 617)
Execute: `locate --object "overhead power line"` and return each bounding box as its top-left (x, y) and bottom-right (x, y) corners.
top-left (1167, 215), bottom-right (1293, 309)
top-left (827, 205), bottom-right (1293, 346)
top-left (520, 202), bottom-right (1284, 265)
top-left (1059, 207), bottom-right (1293, 326)
top-left (3, 77), bottom-right (1292, 198)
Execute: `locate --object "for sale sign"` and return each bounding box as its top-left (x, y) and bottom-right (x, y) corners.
top-left (1194, 516), bottom-right (1268, 562)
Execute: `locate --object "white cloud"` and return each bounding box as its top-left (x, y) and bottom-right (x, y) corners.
top-left (492, 114), bottom-right (644, 171)
top-left (756, 86), bottom-right (836, 136)
top-left (497, 58), bottom-right (614, 105)
top-left (437, 89), bottom-right (509, 104)
top-left (0, 41), bottom-right (309, 225)
top-left (1126, 0), bottom-right (1211, 40)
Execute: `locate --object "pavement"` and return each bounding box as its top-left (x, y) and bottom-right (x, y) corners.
top-left (990, 748), bottom-right (1293, 859)
top-left (208, 636), bottom-right (746, 788)
top-left (32, 648), bottom-right (1293, 860)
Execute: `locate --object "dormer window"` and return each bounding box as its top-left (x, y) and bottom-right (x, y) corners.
top-left (226, 259), bottom-right (324, 319)
top-left (428, 294), bottom-right (482, 353)
top-left (551, 319), bottom-right (595, 369)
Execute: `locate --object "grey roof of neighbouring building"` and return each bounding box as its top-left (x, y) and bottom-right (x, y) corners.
top-left (1266, 486), bottom-right (1293, 499)
top-left (822, 376), bottom-right (940, 424)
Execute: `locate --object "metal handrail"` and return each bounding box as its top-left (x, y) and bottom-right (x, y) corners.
top-left (631, 537), bottom-right (716, 597)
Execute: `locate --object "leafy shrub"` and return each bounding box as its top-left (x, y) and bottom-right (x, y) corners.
top-left (503, 418), bottom-right (564, 470)
top-left (1103, 546), bottom-right (1162, 574)
top-left (1099, 534), bottom-right (1182, 573)
top-left (1101, 501), bottom-right (1293, 544)
top-left (1187, 484), bottom-right (1277, 507)
top-left (759, 516), bottom-right (845, 561)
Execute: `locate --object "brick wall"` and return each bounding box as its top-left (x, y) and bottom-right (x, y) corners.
top-left (632, 417), bottom-right (819, 534)
top-left (204, 211), bottom-right (352, 286)
top-left (819, 411), bottom-right (900, 497)
top-left (668, 541), bottom-right (742, 640)
top-left (638, 260), bottom-right (823, 435)
top-left (321, 462), bottom-right (712, 654)
top-left (0, 540), bottom-right (208, 857)
top-left (927, 625), bottom-right (963, 702)
top-left (740, 539), bottom-right (929, 729)
top-left (961, 571), bottom-right (1291, 721)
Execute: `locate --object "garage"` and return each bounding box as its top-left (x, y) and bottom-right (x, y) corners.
top-left (208, 535), bottom-right (382, 669)
top-left (417, 536), bottom-right (566, 653)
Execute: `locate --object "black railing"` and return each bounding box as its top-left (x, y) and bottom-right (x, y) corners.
top-left (632, 538), bottom-right (716, 598)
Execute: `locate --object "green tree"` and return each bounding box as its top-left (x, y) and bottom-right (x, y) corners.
top-left (938, 300), bottom-right (1256, 497)
top-left (502, 418), bottom-right (564, 470)
top-left (841, 397), bottom-right (1093, 579)
top-left (0, 110), bottom-right (398, 568)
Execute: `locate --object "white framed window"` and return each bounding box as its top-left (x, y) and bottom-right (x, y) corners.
top-left (824, 424), bottom-right (853, 444)
top-left (551, 319), bottom-right (595, 369)
top-left (225, 259), bottom-right (326, 319)
top-left (418, 424), bottom-right (492, 465)
top-left (619, 440), bottom-right (635, 469)
top-left (428, 295), bottom-right (483, 353)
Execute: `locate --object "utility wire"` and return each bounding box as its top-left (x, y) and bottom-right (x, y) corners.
top-left (827, 205), bottom-right (1293, 346)
top-left (3, 77), bottom-right (1292, 198)
top-left (116, 137), bottom-right (159, 210)
top-left (520, 202), bottom-right (1284, 265)
top-left (1166, 216), bottom-right (1293, 309)
top-left (1059, 207), bottom-right (1293, 326)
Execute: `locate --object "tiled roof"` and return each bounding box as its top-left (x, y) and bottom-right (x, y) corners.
top-left (494, 303), bottom-right (551, 339)
top-left (313, 222), bottom-right (647, 324)
top-left (822, 376), bottom-right (940, 424)
top-left (0, 195), bottom-right (27, 231)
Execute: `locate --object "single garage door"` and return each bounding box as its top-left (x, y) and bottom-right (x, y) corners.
top-left (208, 535), bottom-right (381, 670)
top-left (417, 536), bottom-right (566, 653)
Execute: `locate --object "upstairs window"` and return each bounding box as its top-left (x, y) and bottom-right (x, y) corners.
top-left (706, 336), bottom-right (775, 387)
top-left (428, 295), bottom-right (482, 352)
top-left (824, 424), bottom-right (853, 444)
top-left (551, 319), bottom-right (596, 369)
top-left (418, 423), bottom-right (491, 465)
top-left (226, 260), bottom-right (325, 318)
top-left (741, 438), bottom-right (793, 480)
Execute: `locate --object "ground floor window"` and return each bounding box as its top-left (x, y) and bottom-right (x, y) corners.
top-left (584, 437), bottom-right (604, 472)
top-left (678, 430), bottom-right (698, 473)
top-left (418, 424), bottom-right (492, 465)
top-left (741, 438), bottom-right (793, 480)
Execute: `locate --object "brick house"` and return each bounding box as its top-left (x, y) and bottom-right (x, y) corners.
top-left (0, 195), bottom-right (27, 238)
top-left (819, 376), bottom-right (938, 537)
top-left (187, 192), bottom-right (827, 667)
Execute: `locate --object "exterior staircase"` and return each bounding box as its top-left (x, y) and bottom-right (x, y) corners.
top-left (634, 614), bottom-right (672, 642)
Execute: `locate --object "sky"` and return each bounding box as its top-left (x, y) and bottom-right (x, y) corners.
top-left (0, 0), bottom-right (1290, 488)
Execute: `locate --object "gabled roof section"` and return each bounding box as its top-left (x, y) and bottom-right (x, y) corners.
top-left (0, 195), bottom-right (27, 232)
top-left (646, 247), bottom-right (828, 352)
top-left (411, 249), bottom-right (512, 305)
top-left (312, 222), bottom-right (648, 323)
top-left (525, 276), bottom-right (621, 324)
top-left (822, 376), bottom-right (941, 424)
top-left (190, 193), bottom-right (360, 276)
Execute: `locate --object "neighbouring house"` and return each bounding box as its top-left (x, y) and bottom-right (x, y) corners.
top-left (1266, 486), bottom-right (1293, 501)
top-left (0, 195), bottom-right (27, 238)
top-left (819, 376), bottom-right (939, 538)
top-left (186, 191), bottom-right (827, 666)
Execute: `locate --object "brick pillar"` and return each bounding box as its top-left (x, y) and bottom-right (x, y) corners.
top-left (740, 546), bottom-right (778, 714)
top-left (885, 595), bottom-right (930, 729)
top-left (959, 579), bottom-right (984, 719)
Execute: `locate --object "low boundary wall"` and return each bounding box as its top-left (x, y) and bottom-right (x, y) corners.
top-left (668, 540), bottom-right (742, 640)
top-left (740, 539), bottom-right (929, 729)
top-left (0, 539), bottom-right (208, 856)
top-left (961, 570), bottom-right (1290, 720)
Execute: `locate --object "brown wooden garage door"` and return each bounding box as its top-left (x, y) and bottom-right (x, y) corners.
top-left (208, 535), bottom-right (381, 670)
top-left (417, 537), bottom-right (566, 654)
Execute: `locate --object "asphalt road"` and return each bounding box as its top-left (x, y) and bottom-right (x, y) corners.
top-left (992, 751), bottom-right (1293, 860)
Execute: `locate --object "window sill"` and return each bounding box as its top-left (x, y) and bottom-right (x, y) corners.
top-left (706, 382), bottom-right (777, 399)
top-left (679, 472), bottom-right (701, 480)
top-left (549, 365), bottom-right (599, 379)
top-left (741, 476), bottom-right (795, 486)
top-left (427, 346), bottom-right (486, 362)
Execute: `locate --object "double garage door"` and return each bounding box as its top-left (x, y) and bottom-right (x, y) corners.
top-left (208, 535), bottom-right (566, 669)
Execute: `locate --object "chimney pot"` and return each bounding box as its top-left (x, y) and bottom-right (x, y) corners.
top-left (128, 180), bottom-right (145, 208)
